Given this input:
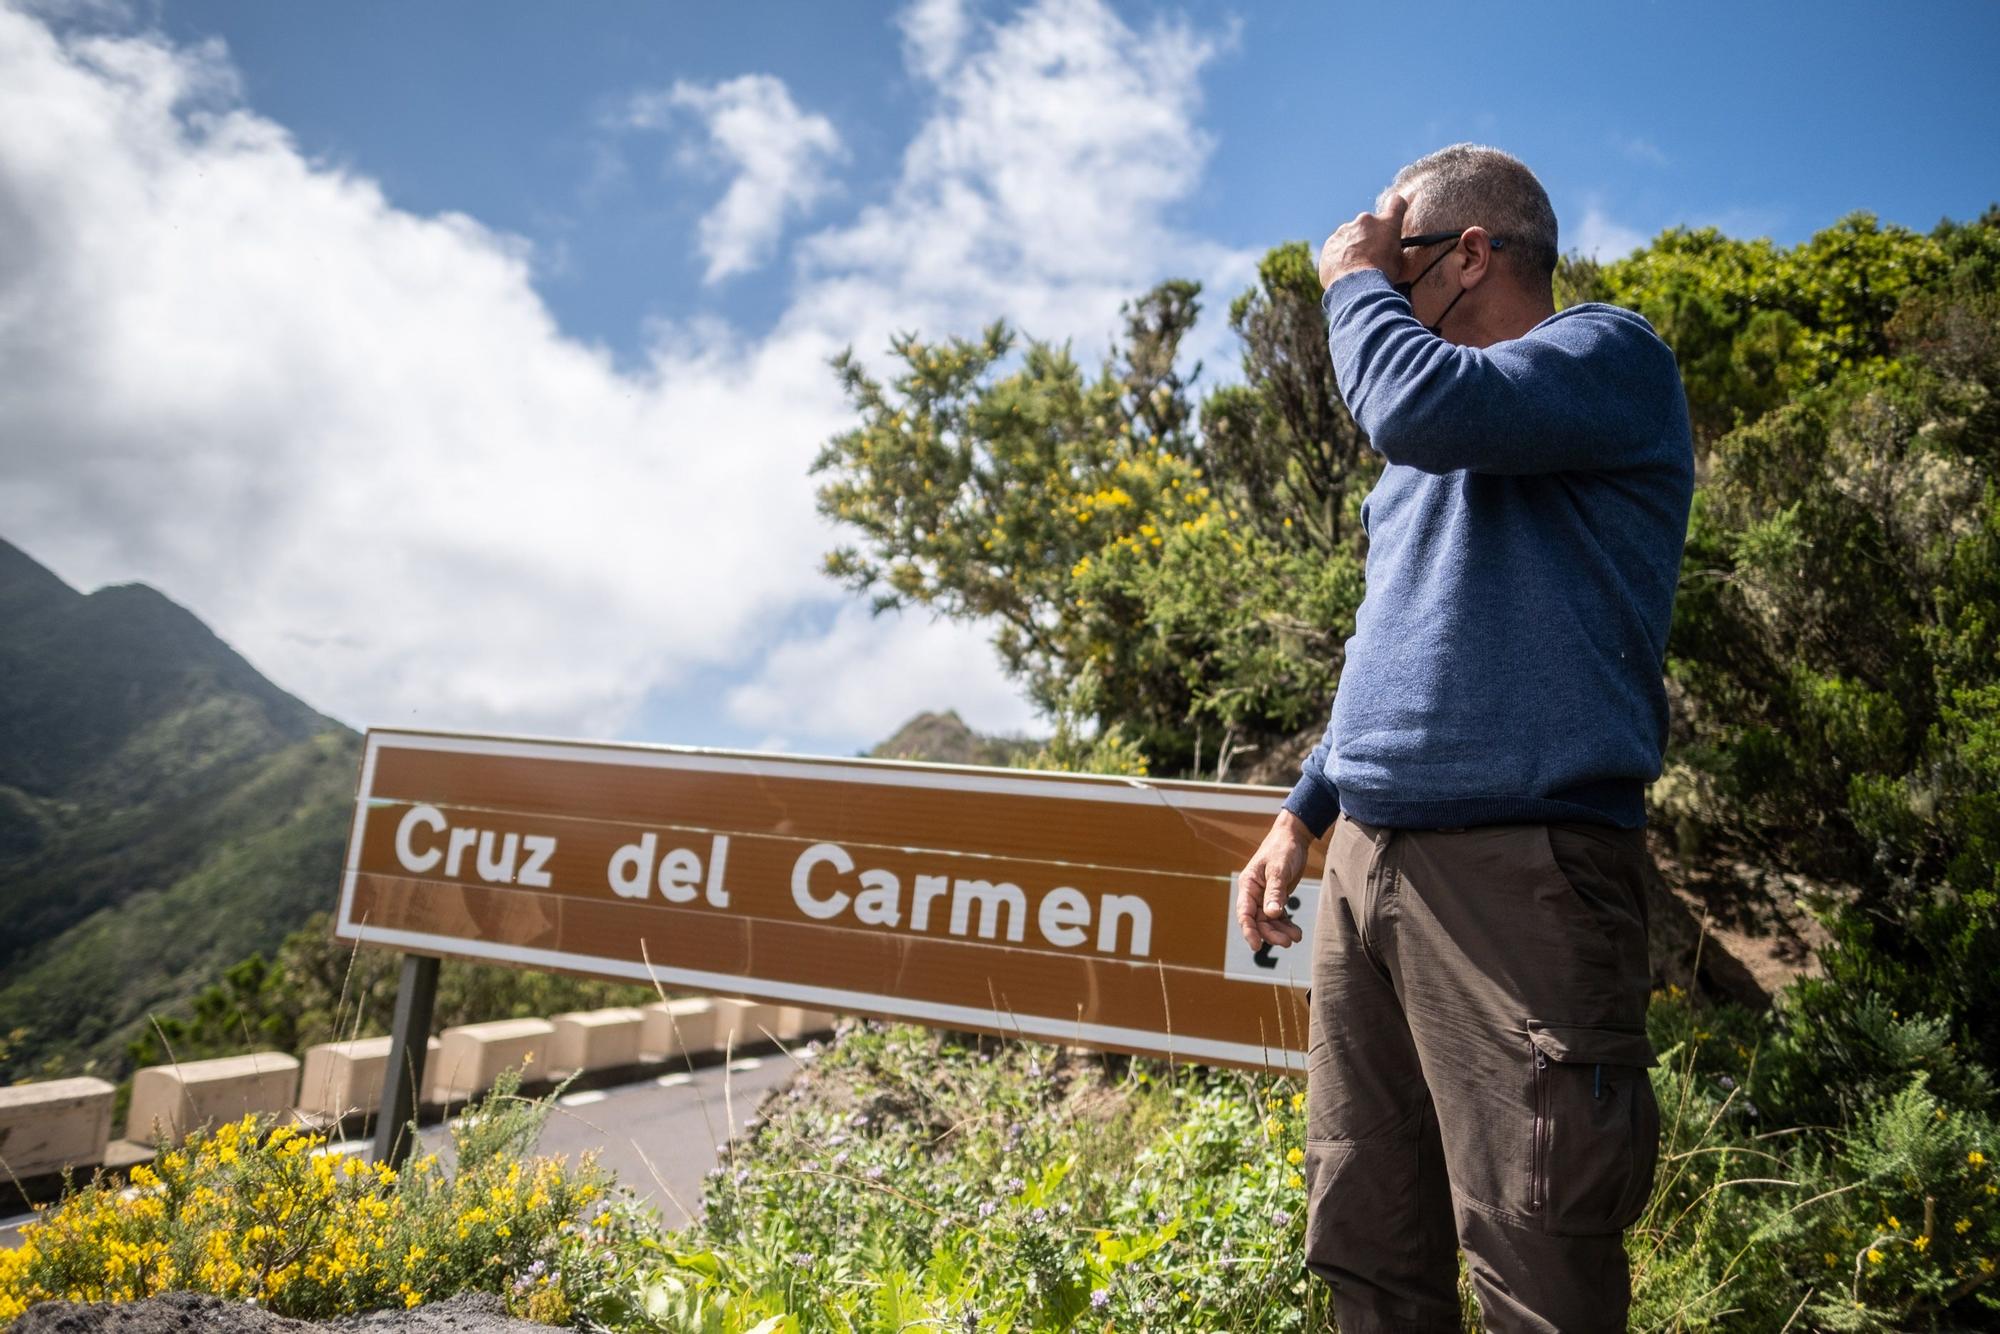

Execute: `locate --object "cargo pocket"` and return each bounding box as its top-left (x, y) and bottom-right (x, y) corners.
top-left (1527, 1020), bottom-right (1661, 1236)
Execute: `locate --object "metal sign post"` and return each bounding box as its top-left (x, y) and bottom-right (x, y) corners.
top-left (370, 952), bottom-right (439, 1166)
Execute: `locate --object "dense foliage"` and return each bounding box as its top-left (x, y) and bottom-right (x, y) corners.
top-left (666, 1010), bottom-right (1998, 1332)
top-left (814, 255), bottom-right (1371, 780)
top-left (1573, 216), bottom-right (2000, 1123)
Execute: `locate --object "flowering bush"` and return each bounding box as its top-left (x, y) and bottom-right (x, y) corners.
top-left (0, 1069), bottom-right (657, 1325)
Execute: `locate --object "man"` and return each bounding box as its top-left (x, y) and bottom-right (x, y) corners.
top-left (1234, 144), bottom-right (1694, 1332)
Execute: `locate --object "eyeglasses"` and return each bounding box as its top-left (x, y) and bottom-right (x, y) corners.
top-left (1400, 228), bottom-right (1507, 251)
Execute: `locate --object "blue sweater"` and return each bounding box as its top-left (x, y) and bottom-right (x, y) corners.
top-left (1282, 268), bottom-right (1694, 836)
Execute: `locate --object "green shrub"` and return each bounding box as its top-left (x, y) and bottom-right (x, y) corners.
top-left (0, 1069), bottom-right (659, 1325)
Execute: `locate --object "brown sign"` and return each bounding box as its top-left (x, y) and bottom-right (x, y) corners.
top-left (336, 729), bottom-right (1321, 1071)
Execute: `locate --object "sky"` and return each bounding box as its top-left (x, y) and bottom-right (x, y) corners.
top-left (2, 0), bottom-right (1995, 758)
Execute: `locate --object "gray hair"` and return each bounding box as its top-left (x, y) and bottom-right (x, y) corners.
top-left (1381, 144), bottom-right (1559, 283)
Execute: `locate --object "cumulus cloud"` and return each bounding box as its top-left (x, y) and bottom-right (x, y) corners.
top-left (899, 0), bottom-right (974, 84)
top-left (799, 0), bottom-right (1247, 364)
top-left (1572, 203), bottom-right (1648, 262)
top-left (0, 0), bottom-right (1246, 754)
top-left (726, 602), bottom-right (1031, 748)
top-left (621, 73), bottom-right (844, 284)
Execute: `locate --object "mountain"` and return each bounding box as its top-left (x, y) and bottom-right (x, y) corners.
top-left (0, 537), bottom-right (1051, 1079)
top-left (867, 710), bottom-right (1036, 767)
top-left (0, 538), bottom-right (359, 1079)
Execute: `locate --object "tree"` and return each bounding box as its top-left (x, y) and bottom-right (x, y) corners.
top-left (813, 256), bottom-right (1371, 778)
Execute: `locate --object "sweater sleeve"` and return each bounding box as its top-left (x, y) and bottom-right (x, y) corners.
top-left (1281, 711), bottom-right (1340, 838)
top-left (1321, 269), bottom-right (1682, 476)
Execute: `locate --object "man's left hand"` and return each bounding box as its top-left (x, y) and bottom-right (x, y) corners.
top-left (1319, 192), bottom-right (1407, 291)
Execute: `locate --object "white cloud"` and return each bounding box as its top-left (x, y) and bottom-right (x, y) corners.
top-left (798, 0), bottom-right (1248, 367)
top-left (899, 0), bottom-right (974, 84)
top-left (621, 73), bottom-right (844, 284)
top-left (0, 0), bottom-right (1247, 754)
top-left (1611, 133), bottom-right (1667, 168)
top-left (1572, 203), bottom-right (1647, 262)
top-left (727, 602), bottom-right (1038, 747)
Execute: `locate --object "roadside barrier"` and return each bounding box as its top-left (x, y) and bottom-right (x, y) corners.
top-left (424, 1018), bottom-right (555, 1108)
top-left (547, 1006), bottom-right (647, 1077)
top-left (0, 1076), bottom-right (115, 1180)
top-left (296, 1035), bottom-right (442, 1124)
top-left (125, 1052), bottom-right (301, 1146)
top-left (640, 997), bottom-right (717, 1060)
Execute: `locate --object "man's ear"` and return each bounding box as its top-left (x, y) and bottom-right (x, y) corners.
top-left (1458, 226), bottom-right (1496, 288)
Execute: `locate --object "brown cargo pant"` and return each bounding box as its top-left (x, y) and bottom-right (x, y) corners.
top-left (1304, 813), bottom-right (1661, 1333)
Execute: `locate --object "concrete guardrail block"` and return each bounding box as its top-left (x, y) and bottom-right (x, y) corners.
top-left (639, 998), bottom-right (716, 1061)
top-left (126, 1052), bottom-right (301, 1146)
top-left (424, 1018), bottom-right (554, 1106)
top-left (0, 1077), bottom-right (116, 1178)
top-left (548, 1007), bottom-right (647, 1076)
top-left (786, 1008), bottom-right (842, 1040)
top-left (711, 997), bottom-right (784, 1053)
top-left (297, 1035), bottom-right (443, 1121)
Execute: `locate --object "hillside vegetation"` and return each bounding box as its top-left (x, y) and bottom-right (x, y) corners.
top-left (0, 541), bottom-right (360, 1079)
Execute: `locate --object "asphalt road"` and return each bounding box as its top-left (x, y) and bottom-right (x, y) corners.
top-left (424, 1051), bottom-right (804, 1228)
top-left (0, 1049), bottom-right (805, 1243)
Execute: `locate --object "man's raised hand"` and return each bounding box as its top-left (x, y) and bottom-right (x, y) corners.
top-left (1318, 192), bottom-right (1408, 291)
top-left (1236, 810), bottom-right (1312, 952)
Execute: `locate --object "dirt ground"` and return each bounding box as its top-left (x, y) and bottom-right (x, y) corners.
top-left (12, 1292), bottom-right (554, 1333)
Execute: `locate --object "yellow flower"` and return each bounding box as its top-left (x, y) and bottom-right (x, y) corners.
top-left (1286, 1148), bottom-right (1305, 1166)
top-left (1824, 1252), bottom-right (1839, 1266)
top-left (1287, 1171), bottom-right (1305, 1190)
top-left (1970, 1150), bottom-right (1987, 1167)
top-left (1866, 1248), bottom-right (1884, 1264)
top-left (1955, 1217), bottom-right (1972, 1234)
top-left (1887, 1215), bottom-right (1901, 1231)
top-left (1291, 1091), bottom-right (1305, 1112)
top-left (1912, 1234), bottom-right (1930, 1252)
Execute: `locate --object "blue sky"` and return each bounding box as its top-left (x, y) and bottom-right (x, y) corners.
top-left (145, 0), bottom-right (1999, 368)
top-left (3, 0), bottom-right (1995, 759)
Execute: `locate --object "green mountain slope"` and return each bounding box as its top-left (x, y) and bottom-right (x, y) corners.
top-left (0, 537), bottom-right (359, 1078)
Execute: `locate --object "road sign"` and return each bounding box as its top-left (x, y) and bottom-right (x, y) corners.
top-left (336, 729), bottom-right (1321, 1073)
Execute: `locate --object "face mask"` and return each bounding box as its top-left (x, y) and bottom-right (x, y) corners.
top-left (1392, 229), bottom-right (1504, 335)
top-left (1393, 243), bottom-right (1465, 335)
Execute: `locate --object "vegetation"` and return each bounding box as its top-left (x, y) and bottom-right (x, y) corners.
top-left (6, 204), bottom-right (2000, 1327)
top-left (807, 206), bottom-right (2000, 1325)
top-left (10, 1009), bottom-right (1993, 1330)
top-left (661, 1008), bottom-right (2000, 1332)
top-left (0, 540), bottom-right (356, 1082)
top-left (0, 1072), bottom-right (658, 1326)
